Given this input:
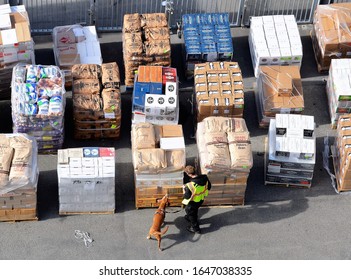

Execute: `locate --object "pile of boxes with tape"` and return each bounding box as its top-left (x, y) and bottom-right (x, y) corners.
top-left (249, 15), bottom-right (303, 77)
top-left (131, 123), bottom-right (185, 208)
top-left (57, 147), bottom-right (115, 214)
top-left (332, 114), bottom-right (351, 192)
top-left (265, 114), bottom-right (316, 188)
top-left (311, 3), bottom-right (351, 71)
top-left (0, 134), bottom-right (39, 222)
top-left (0, 4), bottom-right (35, 99)
top-left (182, 13), bottom-right (233, 77)
top-left (194, 61), bottom-right (244, 122)
top-left (11, 64), bottom-right (66, 153)
top-left (326, 59), bottom-right (351, 128)
top-left (123, 13), bottom-right (171, 87)
top-left (196, 117), bottom-right (253, 206)
top-left (132, 65), bottom-right (178, 125)
top-left (72, 63), bottom-right (121, 139)
top-left (53, 24), bottom-right (102, 86)
top-left (255, 65), bottom-right (304, 128)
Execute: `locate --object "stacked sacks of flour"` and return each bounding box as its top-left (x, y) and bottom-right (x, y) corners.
top-left (0, 134), bottom-right (39, 222)
top-left (196, 117), bottom-right (253, 206)
top-left (123, 13), bottom-right (171, 86)
top-left (72, 63), bottom-right (121, 139)
top-left (131, 123), bottom-right (185, 208)
top-left (11, 64), bottom-right (66, 153)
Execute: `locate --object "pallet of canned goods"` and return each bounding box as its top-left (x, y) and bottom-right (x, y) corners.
top-left (11, 64), bottom-right (66, 154)
top-left (0, 133), bottom-right (39, 222)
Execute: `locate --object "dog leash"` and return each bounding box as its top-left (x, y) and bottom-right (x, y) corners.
top-left (165, 207), bottom-right (183, 214)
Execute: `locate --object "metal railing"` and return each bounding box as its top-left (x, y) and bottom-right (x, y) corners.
top-left (3, 0), bottom-right (347, 33)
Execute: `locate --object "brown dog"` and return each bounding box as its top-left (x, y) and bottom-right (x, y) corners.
top-left (147, 194), bottom-right (170, 251)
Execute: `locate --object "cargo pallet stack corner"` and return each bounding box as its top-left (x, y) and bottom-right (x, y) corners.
top-left (326, 59), bottom-right (351, 129)
top-left (194, 61), bottom-right (244, 123)
top-left (311, 3), bottom-right (351, 72)
top-left (72, 63), bottom-right (122, 139)
top-left (255, 65), bottom-right (304, 128)
top-left (131, 123), bottom-right (185, 208)
top-left (123, 13), bottom-right (171, 87)
top-left (132, 65), bottom-right (178, 125)
top-left (0, 4), bottom-right (35, 100)
top-left (0, 134), bottom-right (39, 222)
top-left (196, 117), bottom-right (253, 206)
top-left (53, 24), bottom-right (102, 87)
top-left (265, 114), bottom-right (316, 188)
top-left (11, 64), bottom-right (66, 154)
top-left (331, 114), bottom-right (351, 192)
top-left (57, 147), bottom-right (116, 214)
top-left (249, 15), bottom-right (302, 77)
top-left (182, 13), bottom-right (233, 79)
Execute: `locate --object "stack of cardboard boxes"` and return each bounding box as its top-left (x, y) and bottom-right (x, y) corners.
top-left (255, 65), bottom-right (304, 128)
top-left (53, 24), bottom-right (102, 86)
top-left (311, 3), bottom-right (351, 71)
top-left (123, 13), bottom-right (171, 87)
top-left (131, 123), bottom-right (185, 208)
top-left (182, 13), bottom-right (233, 78)
top-left (57, 147), bottom-right (115, 214)
top-left (249, 15), bottom-right (303, 77)
top-left (326, 59), bottom-right (351, 128)
top-left (11, 64), bottom-right (66, 153)
top-left (332, 114), bottom-right (351, 192)
top-left (72, 63), bottom-right (121, 139)
top-left (0, 134), bottom-right (39, 222)
top-left (0, 4), bottom-right (35, 99)
top-left (265, 114), bottom-right (316, 188)
top-left (194, 61), bottom-right (244, 122)
top-left (196, 117), bottom-right (253, 206)
top-left (132, 65), bottom-right (178, 125)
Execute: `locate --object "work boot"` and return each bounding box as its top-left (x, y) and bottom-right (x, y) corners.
top-left (186, 225), bottom-right (201, 234)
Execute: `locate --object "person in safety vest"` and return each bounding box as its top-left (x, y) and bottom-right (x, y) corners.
top-left (182, 165), bottom-right (211, 234)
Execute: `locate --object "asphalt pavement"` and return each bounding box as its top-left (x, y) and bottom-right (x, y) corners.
top-left (1, 25), bottom-right (351, 260)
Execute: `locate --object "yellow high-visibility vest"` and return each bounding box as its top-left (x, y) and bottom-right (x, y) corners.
top-left (182, 181), bottom-right (208, 205)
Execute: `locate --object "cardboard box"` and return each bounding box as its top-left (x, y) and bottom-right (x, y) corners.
top-left (161, 125), bottom-right (183, 138)
top-left (0, 29), bottom-right (17, 45)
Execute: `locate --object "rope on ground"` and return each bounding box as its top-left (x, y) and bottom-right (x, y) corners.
top-left (74, 230), bottom-right (93, 248)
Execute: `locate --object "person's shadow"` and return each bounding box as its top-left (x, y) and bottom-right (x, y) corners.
top-left (162, 198), bottom-right (309, 250)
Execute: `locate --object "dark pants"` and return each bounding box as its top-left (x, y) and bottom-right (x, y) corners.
top-left (185, 200), bottom-right (203, 230)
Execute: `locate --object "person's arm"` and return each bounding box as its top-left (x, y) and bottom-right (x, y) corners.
top-left (207, 177), bottom-right (212, 190)
top-left (183, 185), bottom-right (192, 199)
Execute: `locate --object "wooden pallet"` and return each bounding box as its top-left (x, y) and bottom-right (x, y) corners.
top-left (310, 30), bottom-right (330, 73)
top-left (0, 208), bottom-right (38, 222)
top-left (59, 210), bottom-right (115, 216)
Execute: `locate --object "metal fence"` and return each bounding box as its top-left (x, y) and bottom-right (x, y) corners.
top-left (2, 0), bottom-right (351, 33)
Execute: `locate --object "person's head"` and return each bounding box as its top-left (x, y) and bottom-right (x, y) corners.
top-left (184, 165), bottom-right (196, 177)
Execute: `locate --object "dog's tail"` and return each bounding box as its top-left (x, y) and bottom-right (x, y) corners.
top-left (154, 226), bottom-right (169, 236)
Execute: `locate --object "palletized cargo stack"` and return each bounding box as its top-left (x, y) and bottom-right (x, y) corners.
top-left (0, 134), bottom-right (39, 222)
top-left (194, 61), bottom-right (244, 122)
top-left (326, 59), bottom-right (351, 128)
top-left (131, 123), bottom-right (185, 208)
top-left (123, 13), bottom-right (171, 87)
top-left (182, 13), bottom-right (233, 78)
top-left (72, 63), bottom-right (121, 140)
top-left (196, 117), bottom-right (253, 206)
top-left (332, 114), bottom-right (351, 192)
top-left (265, 114), bottom-right (316, 188)
top-left (57, 147), bottom-right (115, 214)
top-left (249, 15), bottom-right (303, 77)
top-left (311, 3), bottom-right (351, 72)
top-left (0, 4), bottom-right (35, 99)
top-left (255, 65), bottom-right (304, 128)
top-left (11, 64), bottom-right (66, 153)
top-left (132, 65), bottom-right (178, 125)
top-left (53, 24), bottom-right (102, 86)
